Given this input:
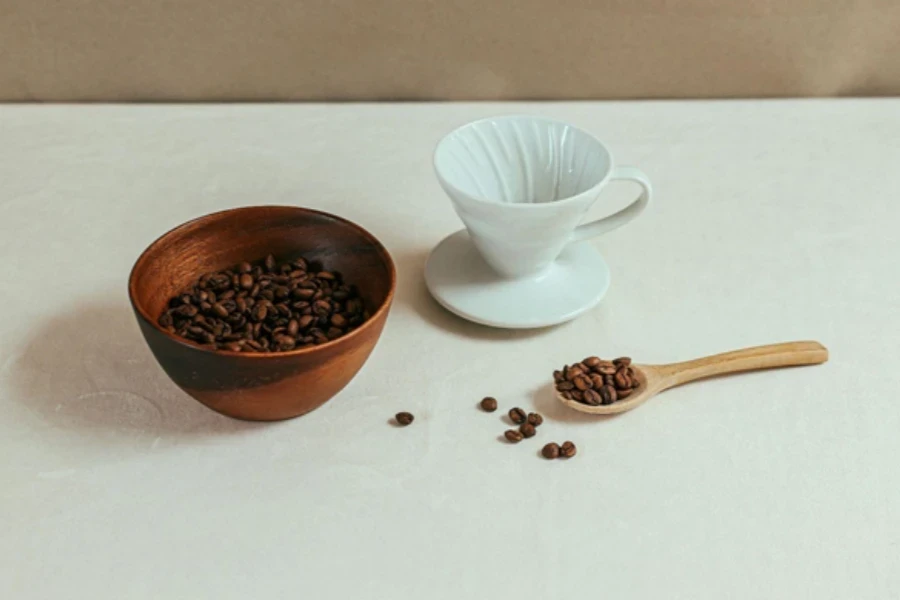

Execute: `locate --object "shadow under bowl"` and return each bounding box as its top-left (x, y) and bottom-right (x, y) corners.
top-left (128, 205), bottom-right (396, 421)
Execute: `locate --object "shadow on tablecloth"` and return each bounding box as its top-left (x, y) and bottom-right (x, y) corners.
top-left (9, 296), bottom-right (265, 444)
top-left (391, 246), bottom-right (554, 342)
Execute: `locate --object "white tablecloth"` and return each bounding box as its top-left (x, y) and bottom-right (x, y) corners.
top-left (1, 101), bottom-right (898, 599)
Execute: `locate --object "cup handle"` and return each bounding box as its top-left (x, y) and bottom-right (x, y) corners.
top-left (570, 166), bottom-right (652, 242)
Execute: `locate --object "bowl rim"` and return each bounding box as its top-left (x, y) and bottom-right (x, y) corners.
top-left (128, 205), bottom-right (396, 359)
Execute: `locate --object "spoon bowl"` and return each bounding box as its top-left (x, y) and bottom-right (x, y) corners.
top-left (556, 341), bottom-right (829, 415)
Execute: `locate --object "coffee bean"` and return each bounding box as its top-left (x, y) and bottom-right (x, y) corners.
top-left (504, 429), bottom-right (524, 443)
top-left (519, 423), bottom-right (536, 438)
top-left (614, 369), bottom-right (631, 390)
top-left (274, 335), bottom-right (296, 351)
top-left (616, 387), bottom-right (633, 399)
top-left (175, 304), bottom-right (198, 317)
top-left (589, 374), bottom-right (605, 389)
top-left (480, 397), bottom-right (498, 412)
top-left (553, 370), bottom-right (564, 382)
top-left (239, 273), bottom-right (253, 289)
top-left (509, 407), bottom-right (527, 424)
top-left (287, 319), bottom-right (300, 336)
top-left (565, 365), bottom-right (585, 380)
top-left (212, 303), bottom-right (229, 318)
top-left (557, 381), bottom-right (575, 391)
top-left (330, 314), bottom-right (347, 328)
top-left (395, 412), bottom-right (414, 426)
top-left (582, 356), bottom-right (602, 368)
top-left (613, 356), bottom-right (632, 367)
top-left (583, 388), bottom-right (602, 405)
top-left (252, 303), bottom-right (268, 322)
top-left (264, 254), bottom-right (277, 272)
top-left (293, 288), bottom-right (315, 300)
top-left (560, 441), bottom-right (577, 458)
top-left (527, 412), bottom-right (543, 426)
top-left (158, 312), bottom-right (174, 328)
top-left (313, 300), bottom-right (331, 315)
top-left (542, 443), bottom-right (560, 459)
top-left (574, 375), bottom-right (593, 391)
top-left (598, 385), bottom-right (617, 405)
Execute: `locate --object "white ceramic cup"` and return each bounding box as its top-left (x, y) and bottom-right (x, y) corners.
top-left (433, 115), bottom-right (652, 278)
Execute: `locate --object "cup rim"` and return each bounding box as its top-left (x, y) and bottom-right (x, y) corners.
top-left (433, 114), bottom-right (614, 209)
top-left (127, 205), bottom-right (397, 359)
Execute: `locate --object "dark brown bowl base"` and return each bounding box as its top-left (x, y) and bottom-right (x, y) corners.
top-left (134, 306), bottom-right (389, 421)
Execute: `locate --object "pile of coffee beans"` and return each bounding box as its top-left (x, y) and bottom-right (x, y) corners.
top-left (503, 406), bottom-right (544, 444)
top-left (158, 254), bottom-right (369, 352)
top-left (554, 356), bottom-right (639, 406)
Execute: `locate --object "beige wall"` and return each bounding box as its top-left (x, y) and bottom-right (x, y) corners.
top-left (2, 0), bottom-right (899, 101)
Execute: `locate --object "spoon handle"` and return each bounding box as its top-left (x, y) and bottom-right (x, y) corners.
top-left (658, 341), bottom-right (828, 387)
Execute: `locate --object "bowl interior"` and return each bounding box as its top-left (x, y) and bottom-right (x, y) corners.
top-left (130, 206), bottom-right (395, 332)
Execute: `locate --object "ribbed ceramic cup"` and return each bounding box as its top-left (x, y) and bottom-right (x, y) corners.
top-left (433, 116), bottom-right (652, 278)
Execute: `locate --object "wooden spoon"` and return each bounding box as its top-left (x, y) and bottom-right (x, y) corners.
top-left (555, 341), bottom-right (828, 415)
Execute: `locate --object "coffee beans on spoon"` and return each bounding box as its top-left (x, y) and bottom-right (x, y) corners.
top-left (157, 254), bottom-right (370, 352)
top-left (554, 356), bottom-right (640, 406)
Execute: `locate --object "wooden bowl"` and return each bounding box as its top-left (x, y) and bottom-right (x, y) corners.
top-left (128, 206), bottom-right (396, 421)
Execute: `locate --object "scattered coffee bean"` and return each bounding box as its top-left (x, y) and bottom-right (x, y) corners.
top-left (505, 429), bottom-right (524, 443)
top-left (560, 441), bottom-right (577, 458)
top-left (542, 442), bottom-right (560, 459)
top-left (519, 422), bottom-right (536, 438)
top-left (480, 397), bottom-right (498, 412)
top-left (395, 412), bottom-right (414, 426)
top-left (158, 253), bottom-right (370, 352)
top-left (554, 355), bottom-right (641, 407)
top-left (508, 407), bottom-right (527, 424)
top-left (527, 412), bottom-right (543, 427)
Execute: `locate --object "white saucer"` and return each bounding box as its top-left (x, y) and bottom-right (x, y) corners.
top-left (424, 230), bottom-right (610, 329)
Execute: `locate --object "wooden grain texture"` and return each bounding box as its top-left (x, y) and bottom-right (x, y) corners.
top-left (557, 341), bottom-right (828, 415)
top-left (128, 206), bottom-right (396, 421)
